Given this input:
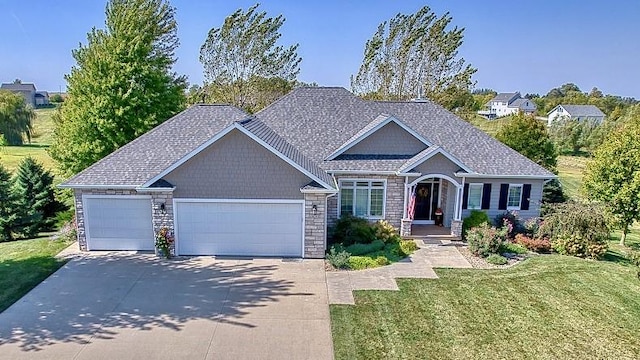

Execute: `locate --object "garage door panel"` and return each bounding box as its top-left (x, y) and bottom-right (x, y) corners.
top-left (84, 197), bottom-right (154, 251)
top-left (176, 201), bottom-right (303, 257)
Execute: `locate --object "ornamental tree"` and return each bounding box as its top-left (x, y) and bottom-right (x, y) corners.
top-left (496, 113), bottom-right (557, 172)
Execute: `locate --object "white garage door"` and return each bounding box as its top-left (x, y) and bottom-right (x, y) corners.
top-left (83, 196), bottom-right (154, 251)
top-left (175, 200), bottom-right (304, 257)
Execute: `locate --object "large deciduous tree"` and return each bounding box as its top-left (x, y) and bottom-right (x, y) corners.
top-left (496, 113), bottom-right (557, 172)
top-left (199, 4), bottom-right (301, 113)
top-left (583, 106), bottom-right (640, 246)
top-left (0, 90), bottom-right (34, 145)
top-left (50, 0), bottom-right (186, 175)
top-left (350, 5), bottom-right (476, 108)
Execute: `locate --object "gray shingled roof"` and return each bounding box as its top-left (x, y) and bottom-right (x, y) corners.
top-left (256, 87), bottom-right (554, 177)
top-left (489, 92), bottom-right (519, 103)
top-left (508, 98), bottom-right (533, 109)
top-left (553, 104), bottom-right (605, 117)
top-left (1, 83), bottom-right (36, 91)
top-left (238, 118), bottom-right (335, 187)
top-left (62, 105), bottom-right (250, 187)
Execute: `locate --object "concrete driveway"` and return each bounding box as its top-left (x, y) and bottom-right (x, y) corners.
top-left (0, 253), bottom-right (333, 360)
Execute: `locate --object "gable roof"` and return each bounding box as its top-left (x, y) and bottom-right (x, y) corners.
top-left (1, 83), bottom-right (36, 91)
top-left (325, 114), bottom-right (431, 160)
top-left (398, 146), bottom-right (472, 174)
top-left (508, 98), bottom-right (534, 109)
top-left (256, 87), bottom-right (554, 177)
top-left (549, 104), bottom-right (605, 117)
top-left (488, 92), bottom-right (520, 104)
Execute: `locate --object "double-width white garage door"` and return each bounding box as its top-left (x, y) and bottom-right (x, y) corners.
top-left (175, 200), bottom-right (304, 257)
top-left (83, 196), bottom-right (154, 251)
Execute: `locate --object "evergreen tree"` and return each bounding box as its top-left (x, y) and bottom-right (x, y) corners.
top-left (12, 157), bottom-right (58, 237)
top-left (0, 165), bottom-right (18, 241)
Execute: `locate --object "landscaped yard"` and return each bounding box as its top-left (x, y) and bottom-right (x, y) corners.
top-left (330, 254), bottom-right (640, 360)
top-left (0, 237), bottom-right (72, 313)
top-left (557, 155), bottom-right (589, 199)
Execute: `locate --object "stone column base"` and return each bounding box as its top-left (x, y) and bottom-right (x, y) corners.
top-left (451, 220), bottom-right (463, 238)
top-left (400, 218), bottom-right (412, 237)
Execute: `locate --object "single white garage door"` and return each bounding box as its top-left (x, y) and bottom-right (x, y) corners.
top-left (83, 196), bottom-right (154, 251)
top-left (175, 200), bottom-right (304, 257)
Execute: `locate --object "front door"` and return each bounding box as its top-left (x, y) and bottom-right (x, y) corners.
top-left (414, 181), bottom-right (440, 222)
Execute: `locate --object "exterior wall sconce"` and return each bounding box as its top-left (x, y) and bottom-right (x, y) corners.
top-left (159, 202), bottom-right (166, 212)
top-left (312, 204), bottom-right (318, 216)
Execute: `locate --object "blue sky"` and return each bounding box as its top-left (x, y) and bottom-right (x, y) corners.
top-left (1, 0), bottom-right (639, 97)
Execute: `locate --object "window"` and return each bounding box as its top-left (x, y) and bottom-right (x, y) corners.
top-left (507, 184), bottom-right (523, 210)
top-left (467, 184), bottom-right (483, 209)
top-left (339, 180), bottom-right (385, 218)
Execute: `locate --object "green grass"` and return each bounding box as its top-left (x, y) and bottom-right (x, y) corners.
top-left (331, 255), bottom-right (640, 360)
top-left (0, 108), bottom-right (56, 172)
top-left (0, 237), bottom-right (72, 313)
top-left (467, 114), bottom-right (513, 137)
top-left (557, 155), bottom-right (589, 199)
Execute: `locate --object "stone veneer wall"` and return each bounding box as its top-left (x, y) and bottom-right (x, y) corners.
top-left (304, 193), bottom-right (327, 258)
top-left (73, 189), bottom-right (174, 252)
top-left (327, 174), bottom-right (405, 230)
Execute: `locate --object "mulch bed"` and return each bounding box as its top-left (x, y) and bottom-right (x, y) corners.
top-left (457, 245), bottom-right (532, 269)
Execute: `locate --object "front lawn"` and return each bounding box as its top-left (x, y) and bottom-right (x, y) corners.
top-left (0, 238), bottom-right (72, 313)
top-left (331, 255), bottom-right (640, 359)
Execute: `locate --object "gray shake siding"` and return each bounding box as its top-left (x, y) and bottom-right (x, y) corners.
top-left (461, 178), bottom-right (544, 221)
top-left (165, 129), bottom-right (312, 199)
top-left (343, 122), bottom-right (426, 155)
top-left (410, 153), bottom-right (463, 181)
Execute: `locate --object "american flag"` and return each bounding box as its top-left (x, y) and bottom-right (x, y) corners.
top-left (407, 188), bottom-right (416, 220)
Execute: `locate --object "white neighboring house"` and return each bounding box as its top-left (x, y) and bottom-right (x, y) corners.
top-left (477, 92), bottom-right (536, 119)
top-left (547, 105), bottom-right (606, 126)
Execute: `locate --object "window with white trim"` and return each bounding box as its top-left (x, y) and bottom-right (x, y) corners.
top-left (339, 180), bottom-right (385, 218)
top-left (467, 183), bottom-right (483, 209)
top-left (507, 184), bottom-right (523, 210)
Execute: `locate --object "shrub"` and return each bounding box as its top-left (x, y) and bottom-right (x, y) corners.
top-left (540, 202), bottom-right (609, 259)
top-left (551, 234), bottom-right (607, 259)
top-left (345, 239), bottom-right (385, 256)
top-left (486, 254), bottom-right (508, 265)
top-left (499, 241), bottom-right (528, 255)
top-left (514, 234), bottom-right (551, 253)
top-left (326, 246), bottom-right (351, 269)
top-left (466, 223), bottom-right (507, 257)
top-left (348, 255), bottom-right (390, 270)
top-left (462, 210), bottom-right (490, 239)
top-left (399, 240), bottom-right (418, 256)
top-left (52, 217), bottom-right (77, 243)
top-left (330, 214), bottom-right (376, 245)
top-left (523, 217), bottom-right (541, 238)
top-left (373, 220), bottom-right (401, 243)
top-left (494, 211), bottom-right (525, 239)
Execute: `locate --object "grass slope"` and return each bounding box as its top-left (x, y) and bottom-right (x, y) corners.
top-left (0, 108), bottom-right (56, 172)
top-left (557, 155), bottom-right (589, 199)
top-left (331, 255), bottom-right (640, 360)
top-left (0, 238), bottom-right (71, 313)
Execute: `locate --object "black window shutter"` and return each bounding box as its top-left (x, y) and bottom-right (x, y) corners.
top-left (462, 183), bottom-right (469, 209)
top-left (521, 184), bottom-right (532, 210)
top-left (498, 184), bottom-right (509, 210)
top-left (481, 183), bottom-right (492, 209)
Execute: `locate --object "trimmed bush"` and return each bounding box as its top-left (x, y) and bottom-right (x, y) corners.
top-left (486, 254), bottom-right (508, 265)
top-left (326, 246), bottom-right (351, 269)
top-left (462, 210), bottom-right (490, 239)
top-left (348, 255), bottom-right (390, 270)
top-left (514, 234), bottom-right (551, 253)
top-left (345, 239), bottom-right (385, 256)
top-left (467, 223), bottom-right (507, 257)
top-left (373, 220), bottom-right (401, 243)
top-left (494, 211), bottom-right (526, 239)
top-left (499, 242), bottom-right (528, 255)
top-left (399, 240), bottom-right (418, 256)
top-left (330, 214), bottom-right (376, 245)
top-left (540, 202), bottom-right (609, 259)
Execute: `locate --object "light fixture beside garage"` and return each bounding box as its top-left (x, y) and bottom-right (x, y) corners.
top-left (159, 202), bottom-right (166, 213)
top-left (312, 204), bottom-right (318, 216)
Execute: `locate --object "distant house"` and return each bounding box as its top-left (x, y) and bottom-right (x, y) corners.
top-left (547, 105), bottom-right (605, 126)
top-left (477, 92), bottom-right (537, 119)
top-left (0, 82), bottom-right (49, 107)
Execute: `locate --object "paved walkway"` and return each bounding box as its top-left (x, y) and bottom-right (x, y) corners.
top-left (326, 240), bottom-right (472, 304)
top-left (0, 252), bottom-right (333, 360)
